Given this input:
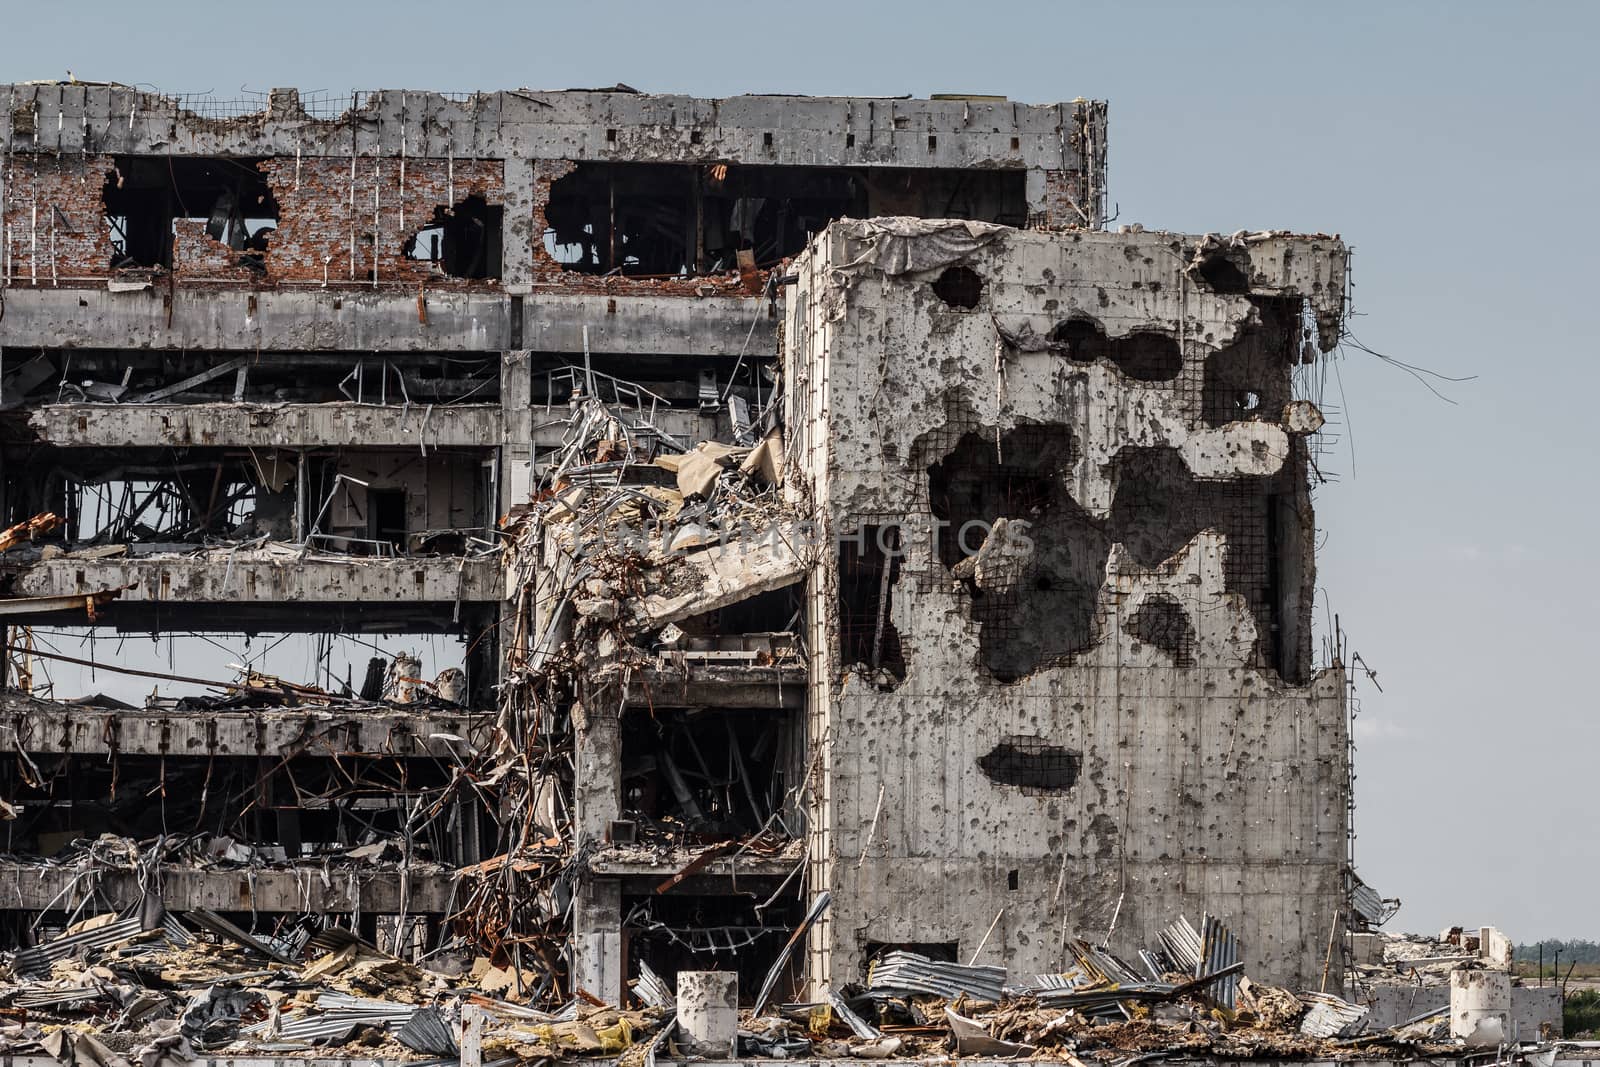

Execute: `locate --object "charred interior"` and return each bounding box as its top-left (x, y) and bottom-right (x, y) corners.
top-left (619, 707), bottom-right (796, 837)
top-left (544, 162), bottom-right (1026, 277)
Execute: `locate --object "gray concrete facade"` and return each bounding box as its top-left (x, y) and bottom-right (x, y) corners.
top-left (785, 222), bottom-right (1349, 990)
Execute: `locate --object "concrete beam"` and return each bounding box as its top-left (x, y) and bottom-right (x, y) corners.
top-left (0, 288), bottom-right (511, 351)
top-left (595, 665), bottom-right (806, 709)
top-left (25, 403), bottom-right (503, 449)
top-left (529, 406), bottom-right (703, 451)
top-left (589, 848), bottom-right (800, 880)
top-left (0, 859), bottom-right (458, 913)
top-left (0, 696), bottom-right (491, 757)
top-left (0, 287), bottom-right (781, 359)
top-left (525, 292), bottom-right (777, 357)
top-left (1, 85), bottom-right (1100, 174)
top-left (8, 553), bottom-right (499, 608)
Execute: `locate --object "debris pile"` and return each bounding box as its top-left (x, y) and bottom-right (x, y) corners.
top-left (0, 896), bottom-right (669, 1064)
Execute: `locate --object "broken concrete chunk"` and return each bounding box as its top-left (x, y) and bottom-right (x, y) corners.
top-left (627, 536), bottom-right (806, 633)
top-left (574, 597), bottom-right (619, 621)
top-left (1282, 398), bottom-right (1326, 434)
top-left (654, 441), bottom-right (750, 499)
top-left (950, 516), bottom-right (1034, 592)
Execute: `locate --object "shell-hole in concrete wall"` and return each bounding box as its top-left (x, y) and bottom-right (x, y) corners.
top-left (541, 161), bottom-right (1025, 277)
top-left (1109, 447), bottom-right (1311, 683)
top-left (1048, 316), bottom-right (1183, 381)
top-left (103, 156), bottom-right (279, 270)
top-left (1202, 298), bottom-right (1299, 426)
top-left (623, 892), bottom-right (803, 1005)
top-left (977, 735), bottom-right (1082, 793)
top-left (1190, 246), bottom-right (1252, 293)
top-left (838, 525), bottom-right (906, 687)
top-left (922, 423), bottom-right (1311, 683)
top-left (402, 194), bottom-right (503, 279)
top-left (926, 423), bottom-right (1100, 682)
top-left (1124, 592), bottom-right (1196, 667)
top-left (930, 265), bottom-right (984, 309)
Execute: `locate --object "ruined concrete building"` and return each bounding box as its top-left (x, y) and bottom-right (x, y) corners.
top-left (0, 81), bottom-right (1358, 1007)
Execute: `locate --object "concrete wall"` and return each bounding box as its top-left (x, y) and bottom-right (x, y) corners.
top-left (786, 222), bottom-right (1348, 990)
top-left (1360, 982), bottom-right (1562, 1041)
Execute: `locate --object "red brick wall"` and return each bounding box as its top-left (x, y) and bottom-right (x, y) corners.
top-left (259, 157), bottom-right (503, 286)
top-left (171, 219), bottom-right (258, 280)
top-left (1039, 169), bottom-right (1094, 229)
top-left (1, 155), bottom-right (116, 282)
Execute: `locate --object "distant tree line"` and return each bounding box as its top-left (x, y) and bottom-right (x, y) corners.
top-left (1517, 940), bottom-right (1600, 963)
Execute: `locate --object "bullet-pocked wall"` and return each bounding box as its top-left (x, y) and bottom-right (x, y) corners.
top-left (786, 220), bottom-right (1349, 991)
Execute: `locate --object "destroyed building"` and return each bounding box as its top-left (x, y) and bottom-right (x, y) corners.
top-left (0, 79), bottom-right (1379, 1036)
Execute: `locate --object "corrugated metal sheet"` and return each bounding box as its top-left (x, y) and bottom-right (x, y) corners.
top-left (1351, 880), bottom-right (1386, 926)
top-left (13, 916), bottom-right (144, 978)
top-left (867, 951), bottom-right (1007, 1002)
top-left (184, 908), bottom-right (296, 964)
top-left (1160, 913), bottom-right (1240, 1009)
top-left (395, 1006), bottom-right (459, 1055)
top-left (247, 993), bottom-right (419, 1042)
top-left (1299, 991), bottom-right (1370, 1038)
top-left (631, 960), bottom-right (676, 1010)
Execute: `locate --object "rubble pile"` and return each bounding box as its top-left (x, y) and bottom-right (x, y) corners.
top-left (0, 898), bottom-right (669, 1064)
top-left (0, 896), bottom-right (1486, 1065)
top-left (476, 374), bottom-right (805, 994)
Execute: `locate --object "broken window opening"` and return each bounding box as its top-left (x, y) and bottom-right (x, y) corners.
top-left (51, 467), bottom-right (265, 544)
top-left (837, 525), bottom-right (906, 686)
top-left (619, 707), bottom-right (795, 837)
top-left (1049, 316), bottom-right (1183, 381)
top-left (696, 586), bottom-right (799, 637)
top-left (0, 627), bottom-right (474, 706)
top-left (2, 446), bottom-right (493, 558)
top-left (103, 156), bottom-right (279, 270)
top-left (544, 162), bottom-right (1025, 278)
top-left (623, 894), bottom-right (803, 1007)
top-left (931, 265), bottom-right (984, 309)
top-left (401, 194), bottom-right (503, 279)
top-left (366, 488), bottom-right (408, 551)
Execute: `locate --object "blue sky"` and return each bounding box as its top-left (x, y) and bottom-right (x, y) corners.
top-left (3, 0), bottom-right (1596, 939)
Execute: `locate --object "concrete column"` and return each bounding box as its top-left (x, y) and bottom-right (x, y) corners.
top-left (1451, 968), bottom-right (1511, 1046)
top-left (677, 971), bottom-right (738, 1057)
top-left (499, 348), bottom-right (532, 514)
top-left (571, 876), bottom-right (622, 1004)
top-left (500, 158), bottom-right (537, 292)
top-left (571, 694), bottom-right (621, 843)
